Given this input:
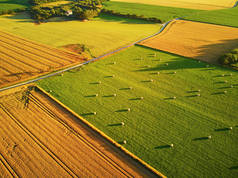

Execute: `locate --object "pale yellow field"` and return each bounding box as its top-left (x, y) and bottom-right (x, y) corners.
top-left (112, 0), bottom-right (237, 10)
top-left (138, 20), bottom-right (238, 63)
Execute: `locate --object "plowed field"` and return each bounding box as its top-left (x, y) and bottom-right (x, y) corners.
top-left (0, 30), bottom-right (85, 89)
top-left (112, 0), bottom-right (237, 10)
top-left (0, 86), bottom-right (160, 177)
top-left (138, 20), bottom-right (238, 63)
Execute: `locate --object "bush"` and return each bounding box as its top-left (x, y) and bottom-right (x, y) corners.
top-left (219, 52), bottom-right (238, 65)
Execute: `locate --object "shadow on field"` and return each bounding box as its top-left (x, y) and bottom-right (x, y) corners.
top-left (194, 38), bottom-right (238, 64)
top-left (108, 123), bottom-right (122, 127)
top-left (0, 0), bottom-right (29, 6)
top-left (98, 13), bottom-right (154, 24)
top-left (229, 166), bottom-right (238, 170)
top-left (214, 128), bottom-right (232, 132)
top-left (192, 137), bottom-right (210, 141)
top-left (154, 145), bottom-right (171, 149)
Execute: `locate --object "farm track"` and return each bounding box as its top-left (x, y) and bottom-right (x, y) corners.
top-left (28, 93), bottom-right (134, 178)
top-left (0, 103), bottom-right (77, 177)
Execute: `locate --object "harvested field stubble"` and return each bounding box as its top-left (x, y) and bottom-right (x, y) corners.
top-left (0, 87), bottom-right (159, 177)
top-left (0, 30), bottom-right (84, 88)
top-left (138, 20), bottom-right (238, 64)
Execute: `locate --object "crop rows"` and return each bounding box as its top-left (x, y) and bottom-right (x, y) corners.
top-left (0, 30), bottom-right (84, 88)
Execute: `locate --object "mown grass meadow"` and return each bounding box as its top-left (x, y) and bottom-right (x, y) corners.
top-left (38, 46), bottom-right (238, 177)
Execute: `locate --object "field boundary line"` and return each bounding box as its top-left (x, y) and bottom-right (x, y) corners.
top-left (29, 93), bottom-right (133, 178)
top-left (0, 103), bottom-right (78, 177)
top-left (0, 153), bottom-right (19, 178)
top-left (36, 85), bottom-right (166, 178)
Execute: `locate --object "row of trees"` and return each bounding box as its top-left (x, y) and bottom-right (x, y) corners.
top-left (101, 9), bottom-right (162, 23)
top-left (219, 48), bottom-right (238, 65)
top-left (29, 0), bottom-right (106, 22)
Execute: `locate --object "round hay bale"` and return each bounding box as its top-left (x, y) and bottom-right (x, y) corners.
top-left (121, 122), bottom-right (125, 126)
top-left (170, 144), bottom-right (174, 148)
top-left (123, 140), bottom-right (127, 144)
top-left (208, 135), bottom-right (212, 139)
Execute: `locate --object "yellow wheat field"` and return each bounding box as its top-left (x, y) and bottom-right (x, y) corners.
top-left (0, 30), bottom-right (85, 88)
top-left (112, 0), bottom-right (237, 10)
top-left (138, 20), bottom-right (238, 63)
top-left (0, 87), bottom-right (158, 177)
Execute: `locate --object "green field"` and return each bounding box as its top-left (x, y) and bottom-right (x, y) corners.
top-left (38, 45), bottom-right (238, 177)
top-left (110, 0), bottom-right (237, 10)
top-left (103, 1), bottom-right (202, 22)
top-left (0, 13), bottom-right (159, 57)
top-left (0, 0), bottom-right (29, 12)
top-left (185, 6), bottom-right (238, 28)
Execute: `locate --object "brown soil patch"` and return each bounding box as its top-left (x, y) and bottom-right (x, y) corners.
top-left (0, 87), bottom-right (160, 177)
top-left (138, 20), bottom-right (238, 63)
top-left (0, 30), bottom-right (86, 89)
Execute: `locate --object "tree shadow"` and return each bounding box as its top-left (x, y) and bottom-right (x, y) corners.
top-left (154, 145), bottom-right (171, 149)
top-left (84, 95), bottom-right (97, 98)
top-left (129, 97), bottom-right (143, 100)
top-left (98, 13), bottom-right (155, 25)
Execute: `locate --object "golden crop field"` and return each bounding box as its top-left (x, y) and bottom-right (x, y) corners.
top-left (0, 30), bottom-right (85, 89)
top-left (111, 0), bottom-right (237, 10)
top-left (138, 20), bottom-right (238, 63)
top-left (0, 86), bottom-right (159, 177)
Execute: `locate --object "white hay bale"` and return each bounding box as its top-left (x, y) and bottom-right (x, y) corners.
top-left (113, 94), bottom-right (117, 97)
top-left (173, 96), bottom-right (176, 99)
top-left (157, 72), bottom-right (160, 75)
top-left (127, 108), bottom-right (131, 112)
top-left (129, 87), bottom-right (133, 90)
top-left (224, 91), bottom-right (227, 94)
top-left (98, 81), bottom-right (101, 84)
top-left (93, 112), bottom-right (97, 115)
top-left (121, 122), bottom-right (125, 126)
top-left (170, 144), bottom-right (174, 148)
top-left (197, 94), bottom-right (201, 97)
top-left (197, 89), bottom-right (201, 92)
top-left (140, 97), bottom-right (144, 100)
top-left (229, 127), bottom-right (233, 130)
top-left (123, 140), bottom-right (127, 144)
top-left (230, 85), bottom-right (233, 88)
top-left (221, 74), bottom-right (225, 77)
top-left (208, 136), bottom-right (212, 139)
top-left (113, 62), bottom-right (116, 64)
top-left (49, 90), bottom-right (52, 93)
top-left (224, 80), bottom-right (228, 83)
top-left (150, 79), bottom-right (154, 82)
top-left (165, 63), bottom-right (168, 66)
top-left (173, 71), bottom-right (176, 74)
top-left (95, 94), bottom-right (99, 97)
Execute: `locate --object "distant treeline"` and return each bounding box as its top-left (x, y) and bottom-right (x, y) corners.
top-left (219, 48), bottom-right (238, 66)
top-left (102, 9), bottom-right (162, 23)
top-left (29, 0), bottom-right (108, 22)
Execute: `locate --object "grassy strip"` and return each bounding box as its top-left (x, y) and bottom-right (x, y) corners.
top-left (184, 6), bottom-right (238, 28)
top-left (103, 1), bottom-right (202, 22)
top-left (38, 45), bottom-right (238, 177)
